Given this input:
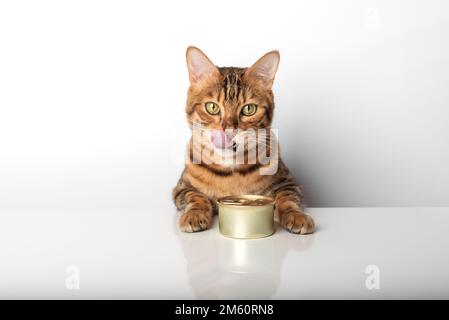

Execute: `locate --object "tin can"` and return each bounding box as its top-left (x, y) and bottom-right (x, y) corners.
top-left (217, 195), bottom-right (275, 239)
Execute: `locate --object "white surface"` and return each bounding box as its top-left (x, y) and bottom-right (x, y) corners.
top-left (1, 207), bottom-right (449, 299)
top-left (1, 0), bottom-right (449, 208)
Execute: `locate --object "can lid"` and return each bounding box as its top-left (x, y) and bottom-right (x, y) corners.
top-left (217, 195), bottom-right (275, 207)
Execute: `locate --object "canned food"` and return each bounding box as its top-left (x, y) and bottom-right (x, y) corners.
top-left (217, 195), bottom-right (275, 239)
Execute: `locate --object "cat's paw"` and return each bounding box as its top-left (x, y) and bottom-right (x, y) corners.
top-left (280, 211), bottom-right (315, 234)
top-left (179, 210), bottom-right (212, 233)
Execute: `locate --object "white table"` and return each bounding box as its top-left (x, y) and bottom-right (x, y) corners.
top-left (1, 207), bottom-right (448, 299)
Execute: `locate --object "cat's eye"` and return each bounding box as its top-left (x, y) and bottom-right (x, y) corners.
top-left (241, 104), bottom-right (258, 116)
top-left (205, 102), bottom-right (220, 115)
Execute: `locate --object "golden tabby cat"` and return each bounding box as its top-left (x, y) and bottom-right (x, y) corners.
top-left (173, 47), bottom-right (314, 234)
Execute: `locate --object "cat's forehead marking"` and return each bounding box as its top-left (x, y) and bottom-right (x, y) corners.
top-left (218, 67), bottom-right (246, 103)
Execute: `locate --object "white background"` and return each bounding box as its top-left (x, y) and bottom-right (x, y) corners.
top-left (1, 0), bottom-right (449, 209)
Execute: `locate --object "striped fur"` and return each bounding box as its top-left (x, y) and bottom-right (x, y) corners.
top-left (173, 47), bottom-right (314, 234)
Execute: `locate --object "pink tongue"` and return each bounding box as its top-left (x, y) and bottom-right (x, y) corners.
top-left (211, 130), bottom-right (232, 149)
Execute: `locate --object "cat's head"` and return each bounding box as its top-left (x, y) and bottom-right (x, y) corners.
top-left (185, 47), bottom-right (280, 170)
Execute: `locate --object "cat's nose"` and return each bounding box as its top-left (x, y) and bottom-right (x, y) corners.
top-left (224, 129), bottom-right (237, 141)
top-left (211, 129), bottom-right (234, 149)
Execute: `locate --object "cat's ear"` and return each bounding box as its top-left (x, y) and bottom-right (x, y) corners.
top-left (186, 46), bottom-right (220, 85)
top-left (244, 50), bottom-right (280, 89)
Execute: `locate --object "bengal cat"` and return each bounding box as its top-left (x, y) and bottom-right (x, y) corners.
top-left (172, 47), bottom-right (315, 234)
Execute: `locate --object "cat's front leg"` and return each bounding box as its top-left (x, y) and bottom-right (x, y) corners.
top-left (172, 183), bottom-right (213, 233)
top-left (274, 186), bottom-right (315, 234)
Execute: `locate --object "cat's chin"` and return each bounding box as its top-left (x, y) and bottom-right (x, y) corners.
top-left (212, 148), bottom-right (237, 167)
top-left (212, 147), bottom-right (235, 157)
top-left (206, 144), bottom-right (258, 168)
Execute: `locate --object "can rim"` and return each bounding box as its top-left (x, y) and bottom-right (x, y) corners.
top-left (217, 194), bottom-right (275, 207)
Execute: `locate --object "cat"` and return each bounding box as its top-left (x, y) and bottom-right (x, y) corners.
top-left (172, 46), bottom-right (315, 234)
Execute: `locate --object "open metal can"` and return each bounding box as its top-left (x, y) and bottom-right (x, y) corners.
top-left (217, 195), bottom-right (275, 239)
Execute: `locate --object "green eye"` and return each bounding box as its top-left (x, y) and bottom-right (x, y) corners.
top-left (241, 104), bottom-right (258, 116)
top-left (205, 102), bottom-right (220, 115)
